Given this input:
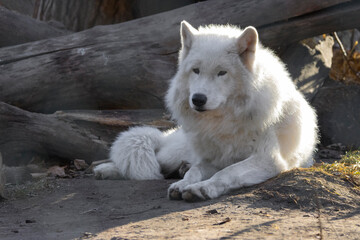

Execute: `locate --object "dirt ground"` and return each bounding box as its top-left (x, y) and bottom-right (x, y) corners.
top-left (1, 146), bottom-right (360, 240)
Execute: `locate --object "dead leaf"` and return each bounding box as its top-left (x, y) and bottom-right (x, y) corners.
top-left (47, 166), bottom-right (67, 177)
top-left (329, 49), bottom-right (360, 84)
top-left (74, 159), bottom-right (89, 170)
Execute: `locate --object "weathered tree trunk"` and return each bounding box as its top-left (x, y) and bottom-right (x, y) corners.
top-left (0, 0), bottom-right (356, 113)
top-left (0, 102), bottom-right (174, 165)
top-left (258, 1), bottom-right (360, 48)
top-left (0, 0), bottom-right (198, 32)
top-left (0, 6), bottom-right (71, 47)
top-left (33, 0), bottom-right (136, 31)
top-left (0, 0), bottom-right (36, 17)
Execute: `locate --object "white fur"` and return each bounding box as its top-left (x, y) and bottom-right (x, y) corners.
top-left (94, 126), bottom-right (197, 180)
top-left (94, 21), bottom-right (318, 201)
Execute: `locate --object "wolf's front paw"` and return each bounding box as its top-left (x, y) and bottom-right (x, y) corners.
top-left (182, 181), bottom-right (220, 202)
top-left (168, 188), bottom-right (182, 200)
top-left (168, 180), bottom-right (190, 200)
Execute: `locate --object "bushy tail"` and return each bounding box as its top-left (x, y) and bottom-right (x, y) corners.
top-left (94, 126), bottom-right (164, 180)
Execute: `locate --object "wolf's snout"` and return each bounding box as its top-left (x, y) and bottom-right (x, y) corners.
top-left (192, 93), bottom-right (207, 107)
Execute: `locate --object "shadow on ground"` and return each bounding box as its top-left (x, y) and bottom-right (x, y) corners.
top-left (1, 167), bottom-right (359, 239)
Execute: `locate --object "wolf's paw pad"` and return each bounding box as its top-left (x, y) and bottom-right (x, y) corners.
top-left (182, 185), bottom-right (212, 202)
top-left (93, 168), bottom-right (106, 180)
top-left (182, 189), bottom-right (207, 202)
top-left (168, 180), bottom-right (190, 200)
top-left (178, 161), bottom-right (191, 178)
top-left (168, 188), bottom-right (183, 200)
top-left (94, 171), bottom-right (104, 180)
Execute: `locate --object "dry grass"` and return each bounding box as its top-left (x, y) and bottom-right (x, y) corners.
top-left (313, 150), bottom-right (360, 187)
top-left (4, 178), bottom-right (56, 200)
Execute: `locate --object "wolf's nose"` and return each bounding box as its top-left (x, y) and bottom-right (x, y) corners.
top-left (192, 93), bottom-right (207, 107)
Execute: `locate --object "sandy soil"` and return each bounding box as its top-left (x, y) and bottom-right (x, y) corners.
top-left (0, 166), bottom-right (359, 240)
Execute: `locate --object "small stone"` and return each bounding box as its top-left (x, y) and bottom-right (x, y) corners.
top-left (206, 209), bottom-right (219, 215)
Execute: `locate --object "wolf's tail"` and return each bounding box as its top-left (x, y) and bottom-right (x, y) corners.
top-left (94, 126), bottom-right (164, 180)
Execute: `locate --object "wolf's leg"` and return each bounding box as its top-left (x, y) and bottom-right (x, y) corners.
top-left (182, 129), bottom-right (289, 201)
top-left (181, 154), bottom-right (285, 201)
top-left (168, 162), bottom-right (218, 200)
top-left (277, 100), bottom-right (317, 169)
top-left (157, 127), bottom-right (198, 176)
top-left (94, 162), bottom-right (122, 180)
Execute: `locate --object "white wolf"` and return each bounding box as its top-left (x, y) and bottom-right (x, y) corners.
top-left (94, 21), bottom-right (318, 202)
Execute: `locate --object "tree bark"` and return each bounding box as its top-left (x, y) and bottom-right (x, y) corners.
top-left (0, 0), bottom-right (357, 113)
top-left (258, 1), bottom-right (360, 48)
top-left (33, 0), bottom-right (135, 32)
top-left (0, 102), bottom-right (174, 165)
top-left (0, 0), bottom-right (198, 32)
top-left (0, 0), bottom-right (36, 17)
top-left (0, 6), bottom-right (71, 47)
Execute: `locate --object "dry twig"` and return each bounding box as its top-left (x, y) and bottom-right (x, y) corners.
top-left (332, 32), bottom-right (360, 81)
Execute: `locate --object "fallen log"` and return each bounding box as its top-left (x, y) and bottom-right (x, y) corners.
top-left (0, 6), bottom-right (71, 47)
top-left (32, 0), bottom-right (135, 32)
top-left (259, 1), bottom-right (360, 48)
top-left (0, 102), bottom-right (174, 165)
top-left (0, 0), bottom-right (35, 17)
top-left (0, 0), bottom-right (354, 113)
top-left (0, 35), bottom-right (335, 166)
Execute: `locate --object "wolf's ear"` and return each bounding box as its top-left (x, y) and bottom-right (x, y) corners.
top-left (237, 26), bottom-right (258, 71)
top-left (180, 21), bottom-right (197, 58)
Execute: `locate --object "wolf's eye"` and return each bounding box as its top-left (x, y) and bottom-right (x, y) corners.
top-left (193, 68), bottom-right (200, 74)
top-left (218, 71), bottom-right (227, 76)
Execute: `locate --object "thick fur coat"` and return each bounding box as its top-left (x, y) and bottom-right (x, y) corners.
top-left (94, 21), bottom-right (318, 201)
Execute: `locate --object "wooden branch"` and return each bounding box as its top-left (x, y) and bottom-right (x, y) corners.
top-left (259, 1), bottom-right (360, 48)
top-left (0, 6), bottom-right (71, 47)
top-left (0, 0), bottom-right (353, 113)
top-left (0, 102), bottom-right (174, 165)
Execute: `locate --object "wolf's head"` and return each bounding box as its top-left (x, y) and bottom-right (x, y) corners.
top-left (166, 21), bottom-right (259, 117)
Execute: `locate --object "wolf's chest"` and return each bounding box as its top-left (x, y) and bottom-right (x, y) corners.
top-left (192, 132), bottom-right (255, 169)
